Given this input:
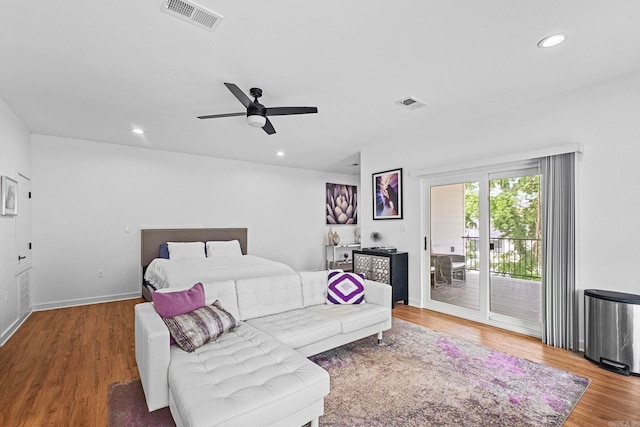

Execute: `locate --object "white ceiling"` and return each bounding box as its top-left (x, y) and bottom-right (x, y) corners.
top-left (2, 1), bottom-right (640, 174)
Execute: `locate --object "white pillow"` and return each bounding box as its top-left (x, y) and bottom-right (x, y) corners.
top-left (206, 240), bottom-right (242, 258)
top-left (167, 242), bottom-right (205, 261)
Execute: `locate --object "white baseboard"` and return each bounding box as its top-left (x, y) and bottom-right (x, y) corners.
top-left (0, 310), bottom-right (32, 347)
top-left (32, 291), bottom-right (141, 312)
top-left (408, 297), bottom-right (421, 307)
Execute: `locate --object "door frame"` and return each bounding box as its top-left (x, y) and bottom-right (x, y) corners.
top-left (15, 173), bottom-right (32, 275)
top-left (420, 162), bottom-right (542, 338)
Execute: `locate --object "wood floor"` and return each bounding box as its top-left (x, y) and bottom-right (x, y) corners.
top-left (0, 299), bottom-right (638, 426)
top-left (0, 299), bottom-right (141, 427)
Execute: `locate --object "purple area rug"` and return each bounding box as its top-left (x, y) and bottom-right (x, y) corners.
top-left (310, 318), bottom-right (589, 426)
top-left (108, 319), bottom-right (589, 426)
top-left (108, 378), bottom-right (175, 427)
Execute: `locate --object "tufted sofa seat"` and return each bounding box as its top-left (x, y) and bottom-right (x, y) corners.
top-left (135, 270), bottom-right (392, 427)
top-left (168, 323), bottom-right (329, 427)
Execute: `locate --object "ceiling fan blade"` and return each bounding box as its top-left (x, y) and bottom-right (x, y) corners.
top-left (267, 106), bottom-right (318, 116)
top-left (262, 118), bottom-right (276, 135)
top-left (224, 82), bottom-right (251, 108)
top-left (198, 112), bottom-right (245, 119)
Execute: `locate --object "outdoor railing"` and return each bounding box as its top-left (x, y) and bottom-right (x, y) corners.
top-left (462, 237), bottom-right (541, 280)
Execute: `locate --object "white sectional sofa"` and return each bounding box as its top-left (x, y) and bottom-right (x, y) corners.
top-left (135, 270), bottom-right (392, 427)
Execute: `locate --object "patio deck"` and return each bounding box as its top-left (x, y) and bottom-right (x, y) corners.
top-left (430, 270), bottom-right (542, 322)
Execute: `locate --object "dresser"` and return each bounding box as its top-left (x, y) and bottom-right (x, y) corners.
top-left (352, 249), bottom-right (408, 308)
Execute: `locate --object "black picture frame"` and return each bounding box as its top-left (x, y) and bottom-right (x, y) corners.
top-left (372, 168), bottom-right (402, 220)
top-left (326, 183), bottom-right (358, 224)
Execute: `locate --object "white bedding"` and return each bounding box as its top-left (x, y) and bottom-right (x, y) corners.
top-left (144, 255), bottom-right (296, 290)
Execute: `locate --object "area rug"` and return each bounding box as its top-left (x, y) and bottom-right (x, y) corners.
top-left (108, 318), bottom-right (589, 426)
top-left (108, 378), bottom-right (175, 427)
top-left (310, 318), bottom-right (589, 426)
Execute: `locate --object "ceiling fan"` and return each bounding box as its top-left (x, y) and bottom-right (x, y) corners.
top-left (198, 83), bottom-right (318, 135)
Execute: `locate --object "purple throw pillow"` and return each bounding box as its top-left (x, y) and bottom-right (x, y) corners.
top-left (153, 282), bottom-right (205, 319)
top-left (327, 271), bottom-right (365, 304)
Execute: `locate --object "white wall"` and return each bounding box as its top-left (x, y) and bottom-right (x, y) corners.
top-left (430, 184), bottom-right (465, 255)
top-left (0, 98), bottom-right (31, 343)
top-left (360, 70), bottom-right (640, 338)
top-left (31, 135), bottom-right (358, 309)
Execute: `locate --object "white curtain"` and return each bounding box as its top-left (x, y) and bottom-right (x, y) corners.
top-left (541, 152), bottom-right (578, 350)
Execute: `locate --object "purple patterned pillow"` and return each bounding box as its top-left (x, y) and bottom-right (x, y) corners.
top-left (327, 271), bottom-right (365, 304)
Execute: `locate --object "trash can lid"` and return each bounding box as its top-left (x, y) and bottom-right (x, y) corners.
top-left (585, 289), bottom-right (640, 304)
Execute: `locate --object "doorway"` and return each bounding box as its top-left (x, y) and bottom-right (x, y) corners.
top-left (425, 166), bottom-right (542, 335)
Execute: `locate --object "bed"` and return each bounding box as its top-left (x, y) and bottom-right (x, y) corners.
top-left (140, 228), bottom-right (295, 301)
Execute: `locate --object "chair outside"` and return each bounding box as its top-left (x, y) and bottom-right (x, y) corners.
top-left (431, 254), bottom-right (466, 286)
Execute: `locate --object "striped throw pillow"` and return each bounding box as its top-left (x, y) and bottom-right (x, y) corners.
top-left (163, 300), bottom-right (236, 352)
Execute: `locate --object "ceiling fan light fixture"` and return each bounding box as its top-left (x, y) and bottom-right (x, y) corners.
top-left (198, 83), bottom-right (318, 135)
top-left (247, 114), bottom-right (266, 128)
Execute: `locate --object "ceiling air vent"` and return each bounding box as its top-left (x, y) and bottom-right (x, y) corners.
top-left (160, 0), bottom-right (223, 32)
top-left (395, 96), bottom-right (427, 110)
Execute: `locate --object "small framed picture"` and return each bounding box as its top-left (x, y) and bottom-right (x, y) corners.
top-left (1, 175), bottom-right (17, 216)
top-left (372, 168), bottom-right (402, 220)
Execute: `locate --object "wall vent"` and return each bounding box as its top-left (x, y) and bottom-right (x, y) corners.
top-left (395, 96), bottom-right (427, 110)
top-left (160, 0), bottom-right (223, 32)
top-left (18, 270), bottom-right (30, 317)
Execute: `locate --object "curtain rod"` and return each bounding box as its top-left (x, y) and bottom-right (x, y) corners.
top-left (409, 142), bottom-right (582, 179)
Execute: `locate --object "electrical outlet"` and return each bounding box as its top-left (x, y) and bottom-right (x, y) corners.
top-left (450, 246), bottom-right (455, 253)
top-left (97, 269), bottom-right (104, 279)
top-left (125, 225), bottom-right (132, 233)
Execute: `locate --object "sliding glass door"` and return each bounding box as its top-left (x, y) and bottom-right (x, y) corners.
top-left (425, 165), bottom-right (542, 335)
top-left (429, 181), bottom-right (479, 312)
top-left (488, 170), bottom-right (541, 325)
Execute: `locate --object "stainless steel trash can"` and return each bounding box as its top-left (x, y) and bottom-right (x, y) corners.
top-left (584, 289), bottom-right (640, 376)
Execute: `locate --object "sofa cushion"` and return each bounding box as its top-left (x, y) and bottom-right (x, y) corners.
top-left (327, 271), bottom-right (365, 304)
top-left (236, 274), bottom-right (304, 321)
top-left (307, 303), bottom-right (391, 333)
top-left (299, 270), bottom-right (329, 307)
top-left (163, 301), bottom-right (237, 352)
top-left (246, 309), bottom-right (342, 349)
top-left (168, 323), bottom-right (330, 427)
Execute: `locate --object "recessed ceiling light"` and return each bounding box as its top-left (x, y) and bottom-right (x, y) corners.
top-left (276, 151), bottom-right (285, 157)
top-left (132, 128), bottom-right (145, 135)
top-left (537, 33), bottom-right (566, 48)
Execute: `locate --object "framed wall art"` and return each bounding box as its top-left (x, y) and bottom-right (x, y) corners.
top-left (1, 175), bottom-right (18, 216)
top-left (372, 168), bottom-right (402, 220)
top-left (326, 183), bottom-right (358, 224)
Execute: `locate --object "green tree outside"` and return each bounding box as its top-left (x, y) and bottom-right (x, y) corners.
top-left (465, 176), bottom-right (541, 279)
